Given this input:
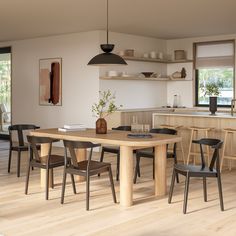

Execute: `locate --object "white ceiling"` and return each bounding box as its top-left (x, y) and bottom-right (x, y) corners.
top-left (1, 0), bottom-right (236, 42)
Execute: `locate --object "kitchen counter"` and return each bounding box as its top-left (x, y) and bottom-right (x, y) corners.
top-left (153, 111), bottom-right (236, 119)
top-left (153, 111), bottom-right (236, 168)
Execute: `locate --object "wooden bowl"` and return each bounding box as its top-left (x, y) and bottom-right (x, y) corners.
top-left (141, 72), bottom-right (154, 78)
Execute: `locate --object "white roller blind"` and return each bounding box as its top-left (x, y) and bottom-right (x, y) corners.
top-left (195, 42), bottom-right (234, 69)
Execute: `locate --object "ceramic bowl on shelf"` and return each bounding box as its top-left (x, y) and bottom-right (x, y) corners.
top-left (141, 72), bottom-right (154, 78)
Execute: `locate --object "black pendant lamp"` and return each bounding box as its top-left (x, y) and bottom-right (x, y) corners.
top-left (88, 0), bottom-right (127, 66)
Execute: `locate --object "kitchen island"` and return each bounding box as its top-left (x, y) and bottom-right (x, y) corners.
top-left (153, 111), bottom-right (236, 167)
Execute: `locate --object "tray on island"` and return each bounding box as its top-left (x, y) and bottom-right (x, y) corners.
top-left (127, 133), bottom-right (153, 139)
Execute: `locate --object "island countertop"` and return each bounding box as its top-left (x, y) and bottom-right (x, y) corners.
top-left (153, 111), bottom-right (236, 119)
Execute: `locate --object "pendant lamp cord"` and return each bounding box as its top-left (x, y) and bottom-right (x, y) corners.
top-left (106, 0), bottom-right (109, 44)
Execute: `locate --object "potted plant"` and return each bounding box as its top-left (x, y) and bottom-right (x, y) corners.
top-left (92, 90), bottom-right (122, 134)
top-left (200, 81), bottom-right (223, 115)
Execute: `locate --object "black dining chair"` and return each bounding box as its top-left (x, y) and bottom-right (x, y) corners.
top-left (62, 140), bottom-right (117, 210)
top-left (25, 135), bottom-right (65, 200)
top-left (134, 128), bottom-right (178, 184)
top-left (8, 124), bottom-right (40, 177)
top-left (99, 126), bottom-right (132, 181)
top-left (168, 138), bottom-right (224, 214)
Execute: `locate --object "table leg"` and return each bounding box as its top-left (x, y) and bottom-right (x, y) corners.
top-left (40, 143), bottom-right (53, 188)
top-left (154, 144), bottom-right (167, 196)
top-left (120, 145), bottom-right (133, 207)
top-left (75, 148), bottom-right (87, 182)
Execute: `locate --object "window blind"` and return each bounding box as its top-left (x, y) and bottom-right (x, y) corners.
top-left (195, 41), bottom-right (234, 69)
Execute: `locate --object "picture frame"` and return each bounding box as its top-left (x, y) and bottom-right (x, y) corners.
top-left (39, 57), bottom-right (62, 106)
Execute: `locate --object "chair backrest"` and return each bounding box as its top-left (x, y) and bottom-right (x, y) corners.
top-left (193, 138), bottom-right (223, 171)
top-left (9, 124), bottom-right (40, 146)
top-left (150, 128), bottom-right (177, 135)
top-left (112, 126), bottom-right (131, 131)
top-left (150, 128), bottom-right (177, 153)
top-left (27, 135), bottom-right (58, 162)
top-left (63, 140), bottom-right (101, 168)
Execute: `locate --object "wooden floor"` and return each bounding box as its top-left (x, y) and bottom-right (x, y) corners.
top-left (1, 141), bottom-right (236, 236)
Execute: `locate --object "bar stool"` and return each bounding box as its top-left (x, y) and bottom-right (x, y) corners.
top-left (187, 126), bottom-right (212, 165)
top-left (160, 124), bottom-right (185, 163)
top-left (220, 128), bottom-right (236, 172)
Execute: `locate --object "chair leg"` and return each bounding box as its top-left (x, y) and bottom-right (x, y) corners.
top-left (8, 149), bottom-right (12, 173)
top-left (217, 174), bottom-right (224, 211)
top-left (17, 151), bottom-right (21, 177)
top-left (168, 169), bottom-right (176, 204)
top-left (187, 129), bottom-right (194, 164)
top-left (86, 174), bottom-right (90, 211)
top-left (61, 170), bottom-right (67, 204)
top-left (180, 141), bottom-right (185, 164)
top-left (71, 174), bottom-right (76, 194)
top-left (153, 157), bottom-right (155, 179)
top-left (173, 152), bottom-right (179, 183)
top-left (98, 149), bottom-right (105, 177)
top-left (108, 167), bottom-right (117, 203)
top-left (25, 162), bottom-right (31, 195)
top-left (50, 169), bottom-right (54, 189)
top-left (30, 148), bottom-right (34, 171)
top-left (137, 160), bottom-right (141, 177)
top-left (203, 177), bottom-right (207, 202)
top-left (116, 153), bottom-right (120, 181)
top-left (183, 174), bottom-right (190, 214)
top-left (133, 155), bottom-right (140, 184)
top-left (46, 167), bottom-right (50, 200)
top-left (220, 131), bottom-right (228, 172)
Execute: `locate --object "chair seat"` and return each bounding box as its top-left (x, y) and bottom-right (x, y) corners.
top-left (74, 160), bottom-right (110, 172)
top-left (11, 144), bottom-right (41, 151)
top-left (137, 148), bottom-right (174, 159)
top-left (40, 154), bottom-right (64, 166)
top-left (102, 146), bottom-right (120, 153)
top-left (174, 163), bottom-right (217, 177)
top-left (12, 145), bottom-right (28, 151)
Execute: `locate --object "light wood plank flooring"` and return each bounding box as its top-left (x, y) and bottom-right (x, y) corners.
top-left (1, 141), bottom-right (236, 236)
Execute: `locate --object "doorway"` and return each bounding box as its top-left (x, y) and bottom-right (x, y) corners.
top-left (0, 47), bottom-right (11, 134)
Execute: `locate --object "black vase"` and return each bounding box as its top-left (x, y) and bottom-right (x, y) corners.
top-left (209, 96), bottom-right (217, 115)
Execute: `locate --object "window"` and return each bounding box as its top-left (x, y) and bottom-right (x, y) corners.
top-left (194, 40), bottom-right (235, 106)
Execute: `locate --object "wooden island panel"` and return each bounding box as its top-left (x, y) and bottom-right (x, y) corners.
top-left (153, 112), bottom-right (236, 167)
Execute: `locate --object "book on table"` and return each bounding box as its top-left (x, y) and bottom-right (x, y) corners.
top-left (58, 124), bottom-right (86, 132)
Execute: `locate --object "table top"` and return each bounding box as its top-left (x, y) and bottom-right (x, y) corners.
top-left (30, 128), bottom-right (181, 147)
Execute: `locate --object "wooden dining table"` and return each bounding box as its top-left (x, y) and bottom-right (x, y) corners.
top-left (30, 128), bottom-right (182, 207)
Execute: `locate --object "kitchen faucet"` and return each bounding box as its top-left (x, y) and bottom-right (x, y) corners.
top-left (231, 99), bottom-right (236, 116)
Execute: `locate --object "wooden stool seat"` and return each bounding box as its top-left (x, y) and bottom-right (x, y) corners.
top-left (160, 124), bottom-right (185, 163)
top-left (187, 126), bottom-right (213, 165)
top-left (188, 126), bottom-right (212, 131)
top-left (220, 128), bottom-right (236, 171)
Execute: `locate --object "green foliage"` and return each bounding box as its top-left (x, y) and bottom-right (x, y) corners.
top-left (199, 68), bottom-right (231, 97)
top-left (200, 81), bottom-right (223, 96)
top-left (92, 90), bottom-right (122, 118)
top-left (0, 60), bottom-right (11, 107)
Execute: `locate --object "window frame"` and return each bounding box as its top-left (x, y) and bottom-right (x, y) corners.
top-left (194, 40), bottom-right (235, 107)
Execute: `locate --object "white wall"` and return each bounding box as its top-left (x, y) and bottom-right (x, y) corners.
top-left (2, 30), bottom-right (235, 129)
top-left (0, 31), bottom-right (100, 128)
top-left (166, 34), bottom-right (236, 107)
top-left (99, 32), bottom-right (168, 109)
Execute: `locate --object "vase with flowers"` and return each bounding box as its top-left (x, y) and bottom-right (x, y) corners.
top-left (200, 81), bottom-right (223, 115)
top-left (92, 90), bottom-right (122, 134)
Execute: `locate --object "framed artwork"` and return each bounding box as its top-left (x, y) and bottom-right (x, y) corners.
top-left (39, 58), bottom-right (62, 106)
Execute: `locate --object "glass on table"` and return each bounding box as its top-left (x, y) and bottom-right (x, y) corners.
top-left (131, 124), bottom-right (143, 133)
top-left (143, 124), bottom-right (150, 133)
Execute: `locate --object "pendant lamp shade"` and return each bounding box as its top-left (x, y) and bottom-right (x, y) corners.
top-left (87, 0), bottom-right (127, 66)
top-left (88, 44), bottom-right (127, 65)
